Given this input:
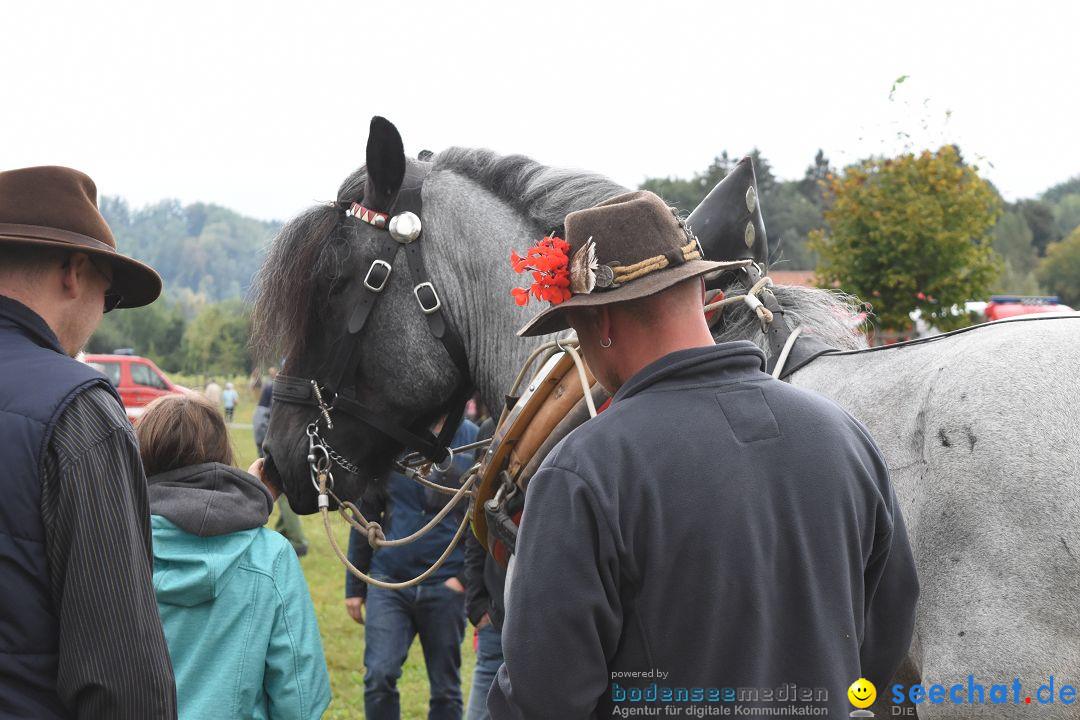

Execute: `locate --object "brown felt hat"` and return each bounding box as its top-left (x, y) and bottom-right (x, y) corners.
top-left (0, 165), bottom-right (161, 308)
top-left (517, 190), bottom-right (749, 337)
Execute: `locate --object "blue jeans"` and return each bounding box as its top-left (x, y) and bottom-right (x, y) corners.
top-left (364, 580), bottom-right (467, 720)
top-left (465, 623), bottom-right (504, 720)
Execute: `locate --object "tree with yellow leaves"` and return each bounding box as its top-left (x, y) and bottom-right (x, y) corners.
top-left (810, 145), bottom-right (1001, 332)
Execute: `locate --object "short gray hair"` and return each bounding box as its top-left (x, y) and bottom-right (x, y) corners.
top-left (0, 245), bottom-right (66, 284)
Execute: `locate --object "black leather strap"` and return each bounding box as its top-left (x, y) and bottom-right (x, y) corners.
top-left (760, 293), bottom-right (790, 371)
top-left (775, 336), bottom-right (839, 379)
top-left (332, 393), bottom-right (452, 462)
top-left (403, 239), bottom-right (472, 383)
top-left (347, 233), bottom-right (401, 334)
top-left (321, 232), bottom-right (401, 392)
top-left (272, 375), bottom-right (318, 404)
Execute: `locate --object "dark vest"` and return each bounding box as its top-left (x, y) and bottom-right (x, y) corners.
top-left (0, 296), bottom-right (120, 719)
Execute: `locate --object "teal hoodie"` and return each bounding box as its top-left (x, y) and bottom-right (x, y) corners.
top-left (149, 463), bottom-right (330, 720)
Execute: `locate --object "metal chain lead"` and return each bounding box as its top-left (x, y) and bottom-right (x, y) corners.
top-left (323, 438), bottom-right (365, 476)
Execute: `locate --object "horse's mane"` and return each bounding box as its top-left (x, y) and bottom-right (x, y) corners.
top-left (432, 148), bottom-right (627, 232)
top-left (249, 165), bottom-right (365, 365)
top-left (713, 282), bottom-right (870, 354)
top-left (250, 149), bottom-right (627, 363)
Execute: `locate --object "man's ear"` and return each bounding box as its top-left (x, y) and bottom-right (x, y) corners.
top-left (59, 253), bottom-right (88, 300)
top-left (596, 306), bottom-right (613, 342)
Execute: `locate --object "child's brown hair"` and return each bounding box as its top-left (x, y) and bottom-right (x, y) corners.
top-left (136, 393), bottom-right (234, 476)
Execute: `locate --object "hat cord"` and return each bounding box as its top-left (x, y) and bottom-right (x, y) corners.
top-left (612, 240), bottom-right (701, 284)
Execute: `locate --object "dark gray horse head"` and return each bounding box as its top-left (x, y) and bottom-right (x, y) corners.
top-left (251, 117), bottom-right (468, 512)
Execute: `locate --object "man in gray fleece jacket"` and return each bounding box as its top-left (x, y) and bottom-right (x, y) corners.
top-left (489, 191), bottom-right (918, 719)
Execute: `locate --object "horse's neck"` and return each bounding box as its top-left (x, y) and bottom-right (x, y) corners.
top-left (471, 320), bottom-right (546, 419)
top-left (424, 183), bottom-right (550, 417)
top-left (456, 266), bottom-right (548, 416)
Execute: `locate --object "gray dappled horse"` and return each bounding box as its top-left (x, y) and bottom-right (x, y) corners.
top-left (253, 118), bottom-right (1080, 719)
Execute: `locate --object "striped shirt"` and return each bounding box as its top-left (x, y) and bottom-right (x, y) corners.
top-left (41, 384), bottom-right (177, 719)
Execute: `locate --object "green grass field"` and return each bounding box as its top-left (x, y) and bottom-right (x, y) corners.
top-left (184, 379), bottom-right (480, 719)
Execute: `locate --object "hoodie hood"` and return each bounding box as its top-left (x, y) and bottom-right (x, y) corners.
top-left (147, 462), bottom-right (273, 537)
top-left (148, 463), bottom-right (276, 607)
top-left (151, 516), bottom-right (260, 607)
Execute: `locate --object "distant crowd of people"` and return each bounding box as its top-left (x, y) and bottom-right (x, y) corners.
top-left (201, 378), bottom-right (240, 422)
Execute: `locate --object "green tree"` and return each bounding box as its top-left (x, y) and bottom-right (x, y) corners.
top-left (798, 149), bottom-right (832, 208)
top-left (1041, 174), bottom-right (1080, 204)
top-left (87, 295), bottom-right (187, 370)
top-left (989, 210), bottom-right (1041, 295)
top-left (180, 299), bottom-right (252, 376)
top-left (809, 145), bottom-right (1002, 332)
top-left (638, 176), bottom-right (706, 212)
top-left (765, 183), bottom-right (823, 270)
top-left (640, 151), bottom-right (734, 212)
top-left (1052, 194), bottom-right (1080, 239)
top-left (100, 198), bottom-right (280, 302)
top-left (640, 150), bottom-right (824, 269)
top-left (1018, 199), bottom-right (1060, 256)
top-left (1037, 226), bottom-right (1080, 307)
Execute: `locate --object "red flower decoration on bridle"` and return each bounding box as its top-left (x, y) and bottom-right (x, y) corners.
top-left (510, 235), bottom-right (572, 306)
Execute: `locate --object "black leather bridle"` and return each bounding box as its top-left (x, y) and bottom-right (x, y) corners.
top-left (272, 161), bottom-right (473, 476)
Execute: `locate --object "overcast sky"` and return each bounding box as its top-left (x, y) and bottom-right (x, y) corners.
top-left (4, 0), bottom-right (1078, 222)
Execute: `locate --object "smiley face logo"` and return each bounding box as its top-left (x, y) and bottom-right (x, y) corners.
top-left (847, 678), bottom-right (876, 708)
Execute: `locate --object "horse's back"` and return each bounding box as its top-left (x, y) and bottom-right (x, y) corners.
top-left (792, 317), bottom-right (1080, 718)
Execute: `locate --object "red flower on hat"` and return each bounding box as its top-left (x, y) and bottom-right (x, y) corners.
top-left (510, 235), bottom-right (572, 306)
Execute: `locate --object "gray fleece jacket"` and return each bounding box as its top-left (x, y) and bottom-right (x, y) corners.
top-left (489, 342), bottom-right (918, 720)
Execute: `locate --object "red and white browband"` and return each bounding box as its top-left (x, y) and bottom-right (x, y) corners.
top-left (348, 202), bottom-right (389, 228)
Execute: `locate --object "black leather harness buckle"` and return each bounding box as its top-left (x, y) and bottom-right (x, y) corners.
top-left (414, 282), bottom-right (441, 314)
top-left (364, 259), bottom-right (392, 292)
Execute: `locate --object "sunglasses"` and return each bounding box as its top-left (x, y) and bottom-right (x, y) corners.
top-left (86, 256), bottom-right (124, 313)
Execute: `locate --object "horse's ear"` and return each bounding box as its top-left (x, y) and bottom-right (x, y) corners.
top-left (364, 116), bottom-right (406, 210)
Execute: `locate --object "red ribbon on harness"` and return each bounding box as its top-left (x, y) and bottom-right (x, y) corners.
top-left (350, 202), bottom-right (390, 229)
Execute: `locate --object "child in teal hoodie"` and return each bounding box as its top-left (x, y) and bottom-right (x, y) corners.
top-left (137, 394), bottom-right (330, 720)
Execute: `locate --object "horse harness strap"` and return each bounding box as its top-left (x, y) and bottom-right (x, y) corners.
top-left (348, 233), bottom-right (399, 332)
top-left (403, 237), bottom-right (471, 376)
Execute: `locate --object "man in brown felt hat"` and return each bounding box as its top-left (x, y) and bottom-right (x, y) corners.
top-left (0, 166), bottom-right (177, 718)
top-left (489, 191), bottom-right (917, 718)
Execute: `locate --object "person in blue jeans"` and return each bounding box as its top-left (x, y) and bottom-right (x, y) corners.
top-left (463, 417), bottom-right (505, 720)
top-left (346, 417), bottom-right (479, 720)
